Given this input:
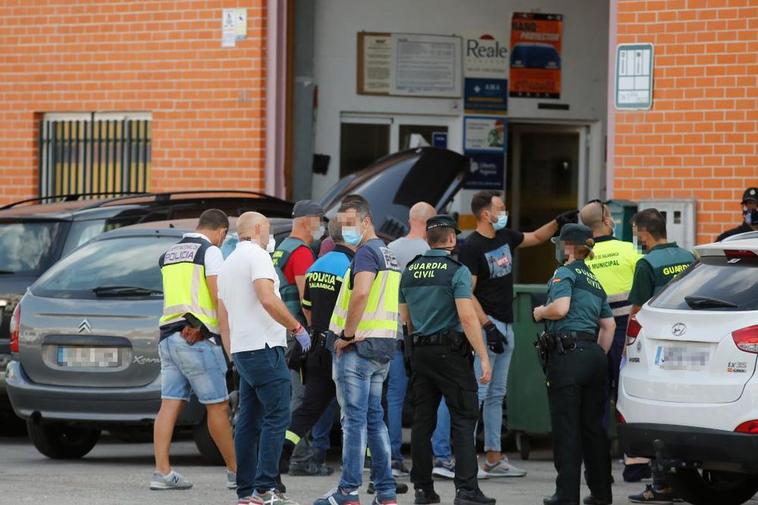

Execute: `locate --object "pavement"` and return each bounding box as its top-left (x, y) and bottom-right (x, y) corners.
top-left (0, 434), bottom-right (659, 505)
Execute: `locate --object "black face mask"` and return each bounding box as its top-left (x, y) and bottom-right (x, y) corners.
top-left (744, 208), bottom-right (758, 226)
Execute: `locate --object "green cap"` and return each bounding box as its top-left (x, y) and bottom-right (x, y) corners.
top-left (426, 214), bottom-right (461, 234)
top-left (551, 223), bottom-right (593, 245)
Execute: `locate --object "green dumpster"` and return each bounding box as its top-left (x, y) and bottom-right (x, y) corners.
top-left (506, 283), bottom-right (550, 460)
top-left (606, 199), bottom-right (638, 243)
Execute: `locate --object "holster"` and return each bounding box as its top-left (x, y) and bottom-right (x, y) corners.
top-left (402, 324), bottom-right (413, 375)
top-left (442, 328), bottom-right (471, 357)
top-left (534, 331), bottom-right (551, 372)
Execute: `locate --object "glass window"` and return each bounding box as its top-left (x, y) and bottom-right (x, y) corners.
top-left (0, 221), bottom-right (63, 274)
top-left (34, 235), bottom-right (177, 298)
top-left (650, 256), bottom-right (758, 311)
top-left (340, 123), bottom-right (390, 177)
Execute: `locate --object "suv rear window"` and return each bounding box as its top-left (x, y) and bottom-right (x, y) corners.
top-left (0, 221), bottom-right (63, 274)
top-left (650, 255), bottom-right (758, 311)
top-left (33, 235), bottom-right (177, 299)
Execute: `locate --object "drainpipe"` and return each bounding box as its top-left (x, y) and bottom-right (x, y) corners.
top-left (606, 0), bottom-right (618, 199)
top-left (265, 0), bottom-right (287, 198)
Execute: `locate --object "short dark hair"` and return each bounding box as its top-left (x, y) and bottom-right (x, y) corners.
top-left (471, 190), bottom-right (501, 217)
top-left (197, 209), bottom-right (229, 230)
top-left (338, 194), bottom-right (371, 220)
top-left (632, 208), bottom-right (666, 239)
top-left (328, 218), bottom-right (343, 242)
top-left (427, 226), bottom-right (455, 247)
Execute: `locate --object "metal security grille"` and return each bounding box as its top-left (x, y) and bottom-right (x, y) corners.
top-left (39, 114), bottom-right (152, 198)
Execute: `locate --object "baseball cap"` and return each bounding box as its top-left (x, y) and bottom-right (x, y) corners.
top-left (426, 214), bottom-right (461, 234)
top-left (292, 200), bottom-right (324, 218)
top-left (551, 223), bottom-right (593, 245)
top-left (742, 187), bottom-right (758, 204)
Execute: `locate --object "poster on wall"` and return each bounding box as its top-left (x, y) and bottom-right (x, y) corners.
top-left (509, 12), bottom-right (563, 99)
top-left (357, 32), bottom-right (462, 98)
top-left (463, 116), bottom-right (506, 190)
top-left (463, 32), bottom-right (509, 112)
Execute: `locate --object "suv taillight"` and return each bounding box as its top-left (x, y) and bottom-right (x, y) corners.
top-left (724, 249), bottom-right (758, 258)
top-left (732, 325), bottom-right (758, 354)
top-left (616, 410), bottom-right (626, 425)
top-left (9, 304), bottom-right (20, 353)
top-left (735, 420), bottom-right (758, 434)
top-left (626, 314), bottom-right (642, 346)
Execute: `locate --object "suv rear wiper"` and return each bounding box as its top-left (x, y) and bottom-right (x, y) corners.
top-left (92, 286), bottom-right (163, 297)
top-left (684, 295), bottom-right (738, 309)
top-left (0, 270), bottom-right (15, 275)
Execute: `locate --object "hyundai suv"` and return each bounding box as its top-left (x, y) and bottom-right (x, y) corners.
top-left (618, 234), bottom-right (758, 505)
top-left (0, 190), bottom-right (293, 431)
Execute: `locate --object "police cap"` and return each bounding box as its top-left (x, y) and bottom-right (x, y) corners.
top-left (552, 223), bottom-right (593, 245)
top-left (426, 214), bottom-right (461, 234)
top-left (742, 187), bottom-right (758, 204)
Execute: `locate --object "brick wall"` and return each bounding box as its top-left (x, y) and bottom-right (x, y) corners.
top-left (0, 0), bottom-right (267, 206)
top-left (613, 0), bottom-right (757, 244)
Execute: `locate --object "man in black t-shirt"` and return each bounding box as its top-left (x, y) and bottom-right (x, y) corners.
top-left (716, 187), bottom-right (758, 242)
top-left (457, 190), bottom-right (577, 478)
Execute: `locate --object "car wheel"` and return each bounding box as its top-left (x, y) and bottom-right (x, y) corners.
top-left (193, 390), bottom-right (237, 465)
top-left (669, 468), bottom-right (758, 505)
top-left (26, 419), bottom-right (100, 459)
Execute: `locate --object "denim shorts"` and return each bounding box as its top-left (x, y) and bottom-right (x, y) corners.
top-left (158, 332), bottom-right (229, 404)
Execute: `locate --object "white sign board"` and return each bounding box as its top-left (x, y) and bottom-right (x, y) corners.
top-left (222, 8), bottom-right (247, 48)
top-left (615, 43), bottom-right (654, 110)
top-left (391, 34), bottom-right (462, 97)
top-left (463, 31), bottom-right (509, 79)
top-left (464, 116), bottom-right (506, 152)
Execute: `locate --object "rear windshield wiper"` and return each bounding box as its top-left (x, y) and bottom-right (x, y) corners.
top-left (92, 286), bottom-right (163, 297)
top-left (0, 270), bottom-right (16, 275)
top-left (684, 295), bottom-right (738, 309)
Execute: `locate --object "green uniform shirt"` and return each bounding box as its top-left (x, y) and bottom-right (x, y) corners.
top-left (399, 249), bottom-right (472, 336)
top-left (628, 242), bottom-right (696, 306)
top-left (545, 260), bottom-right (613, 335)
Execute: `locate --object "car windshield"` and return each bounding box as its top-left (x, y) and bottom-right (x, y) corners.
top-left (650, 255), bottom-right (758, 311)
top-left (33, 235), bottom-right (177, 298)
top-left (0, 221), bottom-right (63, 274)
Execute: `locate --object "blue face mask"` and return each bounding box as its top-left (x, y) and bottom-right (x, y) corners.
top-left (342, 226), bottom-right (362, 246)
top-left (493, 212), bottom-right (508, 231)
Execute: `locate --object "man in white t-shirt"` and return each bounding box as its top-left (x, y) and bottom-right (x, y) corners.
top-left (218, 212), bottom-right (311, 505)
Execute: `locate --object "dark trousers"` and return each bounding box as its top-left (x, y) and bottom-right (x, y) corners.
top-left (547, 342), bottom-right (612, 505)
top-left (409, 344), bottom-right (479, 493)
top-left (233, 345), bottom-right (292, 498)
top-left (284, 346), bottom-right (335, 457)
top-left (602, 314), bottom-right (629, 429)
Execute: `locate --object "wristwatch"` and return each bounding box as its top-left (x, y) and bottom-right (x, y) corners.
top-left (339, 331), bottom-right (355, 342)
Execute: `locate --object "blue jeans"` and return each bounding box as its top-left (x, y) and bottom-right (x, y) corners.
top-left (233, 346), bottom-right (291, 498)
top-left (158, 333), bottom-right (228, 404)
top-left (387, 347), bottom-right (408, 463)
top-left (333, 349), bottom-right (395, 499)
top-left (474, 317), bottom-right (514, 453)
top-left (311, 398), bottom-right (338, 451)
top-left (431, 398), bottom-right (452, 460)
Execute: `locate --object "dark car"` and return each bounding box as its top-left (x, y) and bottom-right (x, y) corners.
top-left (510, 43), bottom-right (561, 69)
top-left (0, 190), bottom-right (293, 430)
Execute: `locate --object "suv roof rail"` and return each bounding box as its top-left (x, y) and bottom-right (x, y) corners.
top-left (80, 189), bottom-right (291, 210)
top-left (0, 191), bottom-right (147, 210)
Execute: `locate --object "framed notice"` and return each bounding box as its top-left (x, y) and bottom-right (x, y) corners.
top-left (509, 13), bottom-right (563, 99)
top-left (615, 43), bottom-right (654, 110)
top-left (357, 32), bottom-right (462, 98)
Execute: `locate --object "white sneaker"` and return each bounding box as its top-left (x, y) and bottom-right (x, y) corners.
top-left (432, 458), bottom-right (456, 479)
top-left (477, 467), bottom-right (490, 480)
top-left (149, 470), bottom-right (193, 490)
top-left (480, 458), bottom-right (527, 478)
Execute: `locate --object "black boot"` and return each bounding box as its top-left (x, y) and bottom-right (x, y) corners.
top-left (368, 482), bottom-right (409, 495)
top-left (583, 496), bottom-right (612, 505)
top-left (414, 488), bottom-right (441, 504)
top-left (454, 488), bottom-right (496, 505)
top-left (543, 494), bottom-right (578, 505)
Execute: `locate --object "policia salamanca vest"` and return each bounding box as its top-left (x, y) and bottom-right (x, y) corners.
top-left (159, 236), bottom-right (219, 335)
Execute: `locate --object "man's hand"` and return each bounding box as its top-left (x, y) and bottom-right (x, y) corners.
top-left (334, 337), bottom-right (353, 356)
top-left (483, 321), bottom-right (506, 354)
top-left (555, 209), bottom-right (579, 229)
top-left (181, 326), bottom-right (204, 345)
top-left (479, 355), bottom-right (492, 384)
top-left (293, 324), bottom-right (311, 352)
top-left (533, 305), bottom-right (544, 322)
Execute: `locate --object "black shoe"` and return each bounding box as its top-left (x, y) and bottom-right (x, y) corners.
top-left (275, 475), bottom-right (286, 494)
top-left (367, 482), bottom-right (409, 495)
top-left (414, 488), bottom-right (441, 504)
top-left (623, 464), bottom-right (652, 483)
top-left (628, 484), bottom-right (674, 504)
top-left (454, 488), bottom-right (496, 505)
top-left (543, 495), bottom-right (578, 505)
top-left (583, 496), bottom-right (612, 505)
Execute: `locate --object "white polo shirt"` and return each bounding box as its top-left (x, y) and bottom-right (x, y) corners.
top-left (218, 240), bottom-right (287, 353)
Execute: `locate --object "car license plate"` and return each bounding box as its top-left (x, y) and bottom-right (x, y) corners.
top-left (56, 347), bottom-right (120, 368)
top-left (654, 345), bottom-right (710, 371)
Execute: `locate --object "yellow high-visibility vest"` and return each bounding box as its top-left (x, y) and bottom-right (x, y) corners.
top-left (584, 236), bottom-right (641, 317)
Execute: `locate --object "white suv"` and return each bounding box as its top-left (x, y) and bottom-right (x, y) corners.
top-left (618, 233), bottom-right (758, 505)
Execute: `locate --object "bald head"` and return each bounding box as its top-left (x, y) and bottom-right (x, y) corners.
top-left (580, 201), bottom-right (611, 236)
top-left (408, 202), bottom-right (436, 238)
top-left (237, 211), bottom-right (270, 248)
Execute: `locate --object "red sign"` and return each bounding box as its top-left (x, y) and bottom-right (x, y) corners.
top-left (509, 13), bottom-right (563, 99)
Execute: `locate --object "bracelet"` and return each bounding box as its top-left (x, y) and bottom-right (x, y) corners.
top-left (339, 331), bottom-right (355, 342)
top-left (289, 324), bottom-right (302, 335)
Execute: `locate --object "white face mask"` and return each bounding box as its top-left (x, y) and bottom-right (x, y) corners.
top-left (266, 235), bottom-right (276, 253)
top-left (312, 224), bottom-right (325, 241)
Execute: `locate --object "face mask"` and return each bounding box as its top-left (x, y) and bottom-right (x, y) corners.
top-left (312, 224), bottom-right (325, 241)
top-left (266, 235), bottom-right (276, 254)
top-left (342, 226), bottom-right (362, 246)
top-left (492, 212), bottom-right (508, 231)
top-left (744, 209), bottom-right (758, 226)
top-left (633, 235), bottom-right (648, 253)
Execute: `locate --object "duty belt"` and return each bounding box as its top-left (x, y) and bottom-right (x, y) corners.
top-left (548, 331), bottom-right (596, 352)
top-left (412, 333), bottom-right (447, 346)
